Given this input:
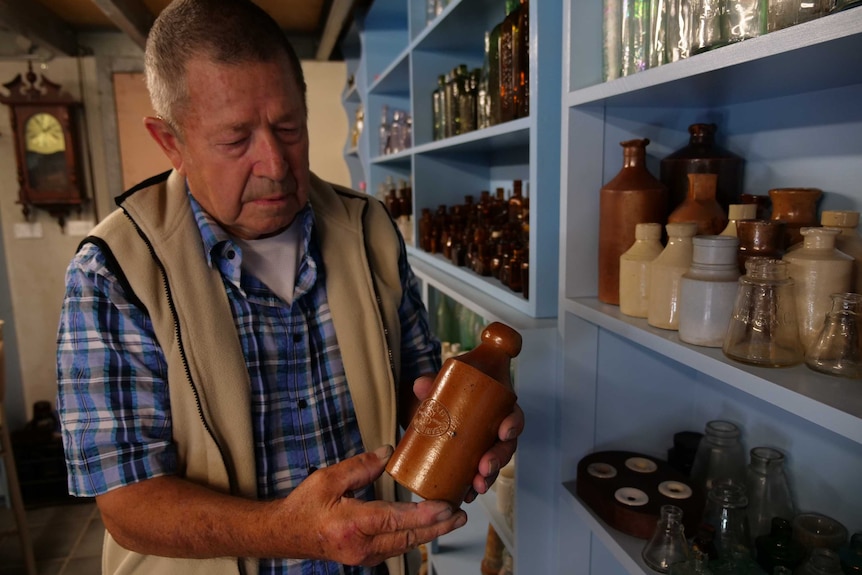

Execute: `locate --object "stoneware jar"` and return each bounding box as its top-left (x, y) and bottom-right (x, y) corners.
top-left (620, 222), bottom-right (664, 318)
top-left (668, 173), bottom-right (728, 236)
top-left (648, 222), bottom-right (698, 330)
top-left (679, 235), bottom-right (741, 347)
top-left (821, 210), bottom-right (862, 291)
top-left (736, 219), bottom-right (787, 274)
top-left (783, 227), bottom-right (852, 353)
top-left (386, 322), bottom-right (521, 507)
top-left (598, 139), bottom-right (668, 305)
top-left (769, 187), bottom-right (822, 249)
top-left (720, 203), bottom-right (758, 237)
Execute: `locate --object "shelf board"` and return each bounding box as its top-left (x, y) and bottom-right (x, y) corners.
top-left (370, 149), bottom-right (412, 164)
top-left (345, 147), bottom-right (358, 157)
top-left (566, 9), bottom-right (862, 109)
top-left (342, 84), bottom-right (359, 104)
top-left (411, 118), bottom-right (531, 156)
top-left (408, 248), bottom-right (543, 324)
top-left (562, 480), bottom-right (650, 575)
top-left (562, 297), bottom-right (862, 444)
top-left (368, 48), bottom-right (410, 95)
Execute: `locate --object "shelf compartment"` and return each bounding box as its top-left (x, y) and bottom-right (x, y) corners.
top-left (413, 0), bottom-right (505, 53)
top-left (563, 480), bottom-right (651, 575)
top-left (369, 49), bottom-right (410, 95)
top-left (566, 8), bottom-right (862, 109)
top-left (361, 0), bottom-right (409, 87)
top-left (562, 296), bottom-right (862, 444)
top-left (412, 117), bottom-right (530, 156)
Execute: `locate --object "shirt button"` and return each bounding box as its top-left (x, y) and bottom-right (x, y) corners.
top-left (297, 399), bottom-right (307, 409)
top-left (293, 333), bottom-right (302, 343)
top-left (226, 250), bottom-right (236, 260)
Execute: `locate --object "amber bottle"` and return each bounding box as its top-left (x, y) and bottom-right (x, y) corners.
top-left (386, 322), bottom-right (522, 507)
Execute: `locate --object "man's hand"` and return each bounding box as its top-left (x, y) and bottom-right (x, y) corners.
top-left (412, 375), bottom-right (524, 502)
top-left (96, 446), bottom-right (465, 565)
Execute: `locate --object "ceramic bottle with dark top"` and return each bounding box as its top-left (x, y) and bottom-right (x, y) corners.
top-left (599, 139), bottom-right (668, 305)
top-left (660, 123), bottom-right (744, 214)
top-left (769, 187), bottom-right (822, 249)
top-left (386, 322), bottom-right (521, 508)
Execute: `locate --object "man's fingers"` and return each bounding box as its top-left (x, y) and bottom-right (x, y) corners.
top-left (356, 501), bottom-right (468, 561)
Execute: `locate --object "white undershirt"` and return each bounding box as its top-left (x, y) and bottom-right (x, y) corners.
top-left (233, 218), bottom-right (303, 305)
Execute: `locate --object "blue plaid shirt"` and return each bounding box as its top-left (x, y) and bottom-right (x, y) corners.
top-left (57, 193), bottom-right (440, 575)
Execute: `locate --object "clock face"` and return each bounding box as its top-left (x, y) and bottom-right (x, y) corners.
top-left (24, 112), bottom-right (66, 155)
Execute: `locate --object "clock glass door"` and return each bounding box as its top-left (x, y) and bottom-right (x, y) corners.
top-left (24, 112), bottom-right (70, 190)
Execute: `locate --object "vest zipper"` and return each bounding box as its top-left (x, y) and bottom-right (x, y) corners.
top-left (360, 201), bottom-right (397, 379)
top-left (120, 209), bottom-right (238, 495)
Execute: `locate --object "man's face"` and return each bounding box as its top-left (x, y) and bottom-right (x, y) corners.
top-left (166, 56), bottom-right (309, 240)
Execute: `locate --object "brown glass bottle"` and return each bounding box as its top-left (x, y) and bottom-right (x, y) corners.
top-left (598, 139), bottom-right (668, 305)
top-left (498, 0), bottom-right (520, 123)
top-left (386, 322), bottom-right (522, 508)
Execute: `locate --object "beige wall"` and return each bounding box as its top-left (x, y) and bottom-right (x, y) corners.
top-left (0, 56), bottom-right (348, 428)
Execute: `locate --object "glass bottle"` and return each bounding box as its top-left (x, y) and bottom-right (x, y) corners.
top-left (690, 0), bottom-right (725, 54)
top-left (723, 0), bottom-right (765, 44)
top-left (767, 0), bottom-right (797, 31)
top-left (797, 0), bottom-right (833, 23)
top-left (620, 222), bottom-right (665, 318)
top-left (690, 420), bottom-right (746, 494)
top-left (649, 0), bottom-right (667, 68)
top-left (720, 204), bottom-right (757, 238)
top-left (599, 139), bottom-right (669, 305)
top-left (389, 109), bottom-right (403, 154)
top-left (621, 0), bottom-right (650, 75)
top-left (792, 513), bottom-right (849, 555)
top-left (379, 104), bottom-right (390, 156)
top-left (839, 532), bottom-right (862, 574)
top-left (797, 548), bottom-right (844, 575)
top-left (351, 103), bottom-right (363, 149)
top-left (458, 69), bottom-right (479, 134)
top-left (499, 0), bottom-right (520, 123)
top-left (755, 518), bottom-right (806, 574)
top-left (745, 447), bottom-right (795, 541)
top-left (643, 505), bottom-right (692, 573)
top-left (386, 322), bottom-right (521, 507)
top-left (782, 228), bottom-right (853, 354)
top-left (647, 222), bottom-right (697, 331)
top-left (723, 258), bottom-right (804, 368)
top-left (508, 179), bottom-right (524, 224)
top-left (670, 550), bottom-right (714, 575)
top-left (665, 0), bottom-right (695, 63)
top-left (433, 75), bottom-right (445, 141)
top-left (821, 210), bottom-right (862, 291)
top-left (489, 8), bottom-right (504, 126)
top-left (513, 0), bottom-right (529, 119)
top-left (679, 235), bottom-right (740, 348)
top-left (604, 0), bottom-right (623, 80)
top-left (702, 481), bottom-right (753, 568)
top-left (478, 32), bottom-right (492, 130)
top-left (805, 292), bottom-right (862, 379)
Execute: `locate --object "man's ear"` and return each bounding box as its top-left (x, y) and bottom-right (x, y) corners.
top-left (144, 116), bottom-right (185, 173)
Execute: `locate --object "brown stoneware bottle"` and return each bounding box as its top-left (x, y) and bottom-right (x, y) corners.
top-left (599, 139), bottom-right (668, 305)
top-left (386, 322), bottom-right (522, 508)
top-left (668, 173), bottom-right (728, 235)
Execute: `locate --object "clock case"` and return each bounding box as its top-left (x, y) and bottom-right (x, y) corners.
top-left (1, 63), bottom-right (86, 226)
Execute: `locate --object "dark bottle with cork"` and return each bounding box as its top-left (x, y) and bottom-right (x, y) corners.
top-left (386, 322), bottom-right (522, 507)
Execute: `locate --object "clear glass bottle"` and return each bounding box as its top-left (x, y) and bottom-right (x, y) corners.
top-left (766, 0), bottom-right (797, 31)
top-left (433, 75), bottom-right (445, 141)
top-left (642, 505), bottom-right (692, 573)
top-left (723, 0), bottom-right (765, 44)
top-left (489, 6), bottom-right (505, 126)
top-left (838, 532), bottom-right (862, 574)
top-left (666, 0), bottom-right (695, 62)
top-left (499, 0), bottom-right (520, 122)
top-left (604, 0), bottom-right (623, 80)
top-left (621, 0), bottom-right (650, 75)
top-left (797, 548), bottom-right (844, 575)
top-left (647, 222), bottom-right (697, 331)
top-left (723, 258), bottom-right (804, 368)
top-left (379, 104), bottom-right (390, 156)
top-left (690, 0), bottom-right (724, 54)
top-left (745, 447), bottom-right (795, 541)
top-left (649, 0), bottom-right (667, 68)
top-left (478, 32), bottom-right (492, 129)
top-left (755, 517), bottom-right (806, 574)
top-left (690, 420), bottom-right (746, 493)
top-left (670, 550), bottom-right (714, 575)
top-left (805, 292), bottom-right (862, 379)
top-left (458, 69), bottom-right (479, 134)
top-left (702, 481), bottom-right (753, 567)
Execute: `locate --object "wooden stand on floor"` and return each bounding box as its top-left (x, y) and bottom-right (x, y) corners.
top-left (0, 320), bottom-right (37, 575)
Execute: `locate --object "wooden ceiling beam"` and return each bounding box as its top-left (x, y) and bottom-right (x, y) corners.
top-left (315, 0), bottom-right (355, 61)
top-left (90, 0), bottom-right (154, 51)
top-left (0, 0), bottom-right (79, 56)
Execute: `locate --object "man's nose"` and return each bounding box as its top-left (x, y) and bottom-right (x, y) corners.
top-left (252, 129), bottom-right (288, 181)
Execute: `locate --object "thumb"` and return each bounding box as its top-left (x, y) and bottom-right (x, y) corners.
top-left (333, 445), bottom-right (393, 496)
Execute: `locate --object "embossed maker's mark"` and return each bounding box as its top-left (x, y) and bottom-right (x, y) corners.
top-left (412, 399), bottom-right (451, 436)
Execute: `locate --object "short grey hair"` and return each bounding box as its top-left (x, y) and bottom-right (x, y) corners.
top-left (144, 0), bottom-right (307, 129)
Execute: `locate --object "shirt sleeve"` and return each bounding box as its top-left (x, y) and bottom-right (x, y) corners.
top-left (395, 230), bottom-right (442, 385)
top-left (56, 242), bottom-right (176, 497)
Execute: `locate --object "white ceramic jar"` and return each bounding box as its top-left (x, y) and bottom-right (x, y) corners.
top-left (648, 222), bottom-right (698, 330)
top-left (679, 235), bottom-right (741, 347)
top-left (821, 210), bottom-right (862, 292)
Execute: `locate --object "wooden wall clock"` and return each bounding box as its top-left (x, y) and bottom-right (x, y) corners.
top-left (1, 62), bottom-right (87, 227)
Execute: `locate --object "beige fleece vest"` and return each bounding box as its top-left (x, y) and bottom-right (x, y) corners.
top-left (88, 170), bottom-right (407, 575)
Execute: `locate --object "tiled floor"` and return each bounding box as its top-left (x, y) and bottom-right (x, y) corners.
top-left (0, 500), bottom-right (102, 575)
